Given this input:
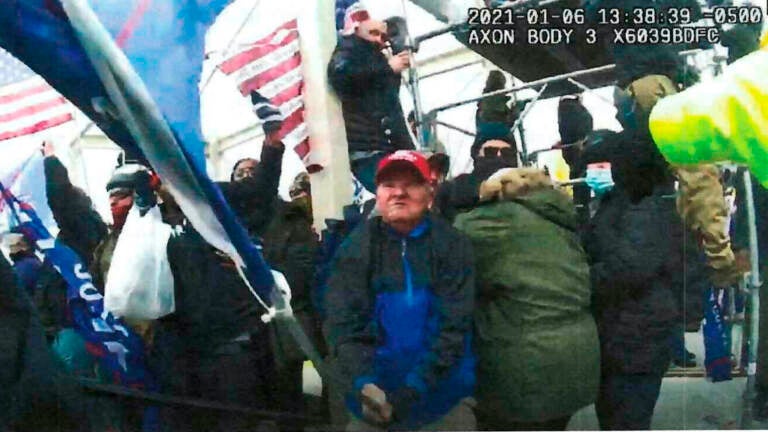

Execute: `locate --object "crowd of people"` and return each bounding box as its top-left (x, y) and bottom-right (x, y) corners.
top-left (2, 0), bottom-right (768, 431)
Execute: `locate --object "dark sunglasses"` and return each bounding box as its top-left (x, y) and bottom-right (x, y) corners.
top-left (481, 147), bottom-right (516, 158)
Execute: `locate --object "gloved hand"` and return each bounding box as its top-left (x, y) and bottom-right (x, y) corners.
top-left (711, 249), bottom-right (751, 288)
top-left (250, 91), bottom-right (284, 141)
top-left (586, 162), bottom-right (615, 197)
top-left (389, 386), bottom-right (420, 423)
top-left (360, 384), bottom-right (392, 425)
top-left (132, 169), bottom-right (157, 216)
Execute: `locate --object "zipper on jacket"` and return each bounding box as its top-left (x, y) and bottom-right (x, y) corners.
top-left (401, 238), bottom-right (414, 305)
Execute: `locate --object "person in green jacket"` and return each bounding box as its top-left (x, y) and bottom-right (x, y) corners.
top-left (454, 167), bottom-right (600, 431)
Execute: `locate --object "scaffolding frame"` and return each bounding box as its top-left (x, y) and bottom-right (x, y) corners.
top-left (407, 48), bottom-right (704, 165)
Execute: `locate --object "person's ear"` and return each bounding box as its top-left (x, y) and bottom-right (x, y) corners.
top-left (426, 184), bottom-right (436, 208)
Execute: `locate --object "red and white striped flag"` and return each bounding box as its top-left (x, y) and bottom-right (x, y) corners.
top-left (220, 20), bottom-right (312, 167)
top-left (0, 49), bottom-right (73, 142)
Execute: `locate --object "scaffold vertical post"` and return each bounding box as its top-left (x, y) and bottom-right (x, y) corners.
top-left (742, 170), bottom-right (762, 429)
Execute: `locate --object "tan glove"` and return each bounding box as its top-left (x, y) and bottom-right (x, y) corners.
top-left (711, 249), bottom-right (751, 288)
top-left (479, 168), bottom-right (552, 202)
top-left (360, 383), bottom-right (393, 425)
top-left (675, 164), bottom-right (745, 287)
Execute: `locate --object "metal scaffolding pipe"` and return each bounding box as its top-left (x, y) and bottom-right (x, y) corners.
top-left (513, 83), bottom-right (548, 164)
top-left (741, 170), bottom-right (762, 429)
top-left (498, 0), bottom-right (563, 10)
top-left (421, 59), bottom-right (484, 80)
top-left (427, 49), bottom-right (704, 115)
top-left (567, 78), bottom-right (614, 105)
top-left (555, 177), bottom-right (586, 187)
top-left (528, 142), bottom-right (580, 162)
top-left (434, 120), bottom-right (476, 137)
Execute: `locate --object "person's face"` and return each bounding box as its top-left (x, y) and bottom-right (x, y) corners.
top-left (108, 189), bottom-right (134, 210)
top-left (355, 20), bottom-right (387, 48)
top-left (408, 119), bottom-right (417, 136)
top-left (233, 159), bottom-right (259, 182)
top-left (479, 139), bottom-right (513, 158)
top-left (376, 168), bottom-right (433, 230)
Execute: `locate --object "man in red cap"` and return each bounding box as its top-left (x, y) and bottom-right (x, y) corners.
top-left (324, 150), bottom-right (477, 431)
top-left (328, 3), bottom-right (415, 193)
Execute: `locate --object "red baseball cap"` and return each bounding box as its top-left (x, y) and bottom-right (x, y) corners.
top-left (375, 150), bottom-right (431, 185)
top-left (341, 3), bottom-right (371, 36)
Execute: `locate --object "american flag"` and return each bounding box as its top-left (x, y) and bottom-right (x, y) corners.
top-left (0, 49), bottom-right (73, 142)
top-left (220, 20), bottom-right (313, 169)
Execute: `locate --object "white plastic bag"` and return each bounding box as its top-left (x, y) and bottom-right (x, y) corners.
top-left (104, 205), bottom-right (175, 320)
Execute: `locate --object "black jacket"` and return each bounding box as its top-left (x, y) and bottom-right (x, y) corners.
top-left (434, 173), bottom-right (483, 223)
top-left (157, 144), bottom-right (284, 352)
top-left (43, 156), bottom-right (109, 335)
top-left (328, 36), bottom-right (414, 154)
top-left (45, 156), bottom-right (108, 265)
top-left (0, 256), bottom-right (89, 431)
top-left (586, 187), bottom-right (685, 375)
top-left (262, 199), bottom-right (320, 365)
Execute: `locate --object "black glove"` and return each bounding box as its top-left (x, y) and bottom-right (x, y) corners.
top-left (132, 170), bottom-right (157, 216)
top-left (250, 91), bottom-right (284, 135)
top-left (389, 386), bottom-right (420, 423)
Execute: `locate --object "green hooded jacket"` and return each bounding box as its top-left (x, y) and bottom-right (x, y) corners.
top-left (454, 168), bottom-right (599, 425)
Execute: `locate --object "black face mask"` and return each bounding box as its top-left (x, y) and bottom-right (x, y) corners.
top-left (473, 156), bottom-right (515, 181)
top-left (9, 251), bottom-right (33, 263)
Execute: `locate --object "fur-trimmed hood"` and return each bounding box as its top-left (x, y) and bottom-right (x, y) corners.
top-left (477, 168), bottom-right (578, 231)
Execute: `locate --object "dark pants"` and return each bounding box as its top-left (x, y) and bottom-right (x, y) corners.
top-left (756, 267), bottom-right (768, 393)
top-left (668, 323), bottom-right (688, 363)
top-left (595, 372), bottom-right (664, 430)
top-left (503, 415), bottom-right (572, 431)
top-left (152, 333), bottom-right (275, 432)
top-left (273, 361), bottom-right (305, 417)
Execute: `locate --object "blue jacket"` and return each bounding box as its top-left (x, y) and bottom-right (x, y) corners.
top-left (325, 215), bottom-right (476, 429)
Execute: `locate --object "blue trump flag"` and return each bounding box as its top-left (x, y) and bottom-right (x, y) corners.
top-left (0, 0), bottom-right (277, 302)
top-left (0, 177), bottom-right (160, 430)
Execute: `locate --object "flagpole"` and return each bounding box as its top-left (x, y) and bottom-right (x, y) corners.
top-left (199, 0), bottom-right (264, 94)
top-left (60, 0), bottom-right (328, 386)
top-left (59, 0), bottom-right (276, 291)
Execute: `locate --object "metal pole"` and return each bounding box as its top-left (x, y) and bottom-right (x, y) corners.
top-left (407, 62), bottom-right (427, 150)
top-left (199, 0), bottom-right (263, 93)
top-left (566, 78), bottom-right (614, 105)
top-left (421, 59), bottom-right (484, 80)
top-left (60, 0), bottom-right (328, 382)
top-left (556, 177), bottom-right (586, 187)
top-left (400, 0), bottom-right (427, 150)
top-left (434, 120), bottom-right (476, 137)
top-left (497, 0), bottom-right (563, 10)
top-left (528, 143), bottom-right (579, 162)
top-left (742, 170), bottom-right (762, 429)
top-left (427, 49), bottom-right (705, 115)
top-left (68, 122), bottom-right (95, 147)
top-left (512, 83), bottom-right (547, 165)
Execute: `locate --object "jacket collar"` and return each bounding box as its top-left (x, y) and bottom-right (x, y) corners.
top-left (383, 215), bottom-right (431, 239)
top-left (340, 35), bottom-right (382, 54)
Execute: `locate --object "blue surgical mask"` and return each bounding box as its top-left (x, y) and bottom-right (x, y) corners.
top-left (586, 163), bottom-right (615, 197)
